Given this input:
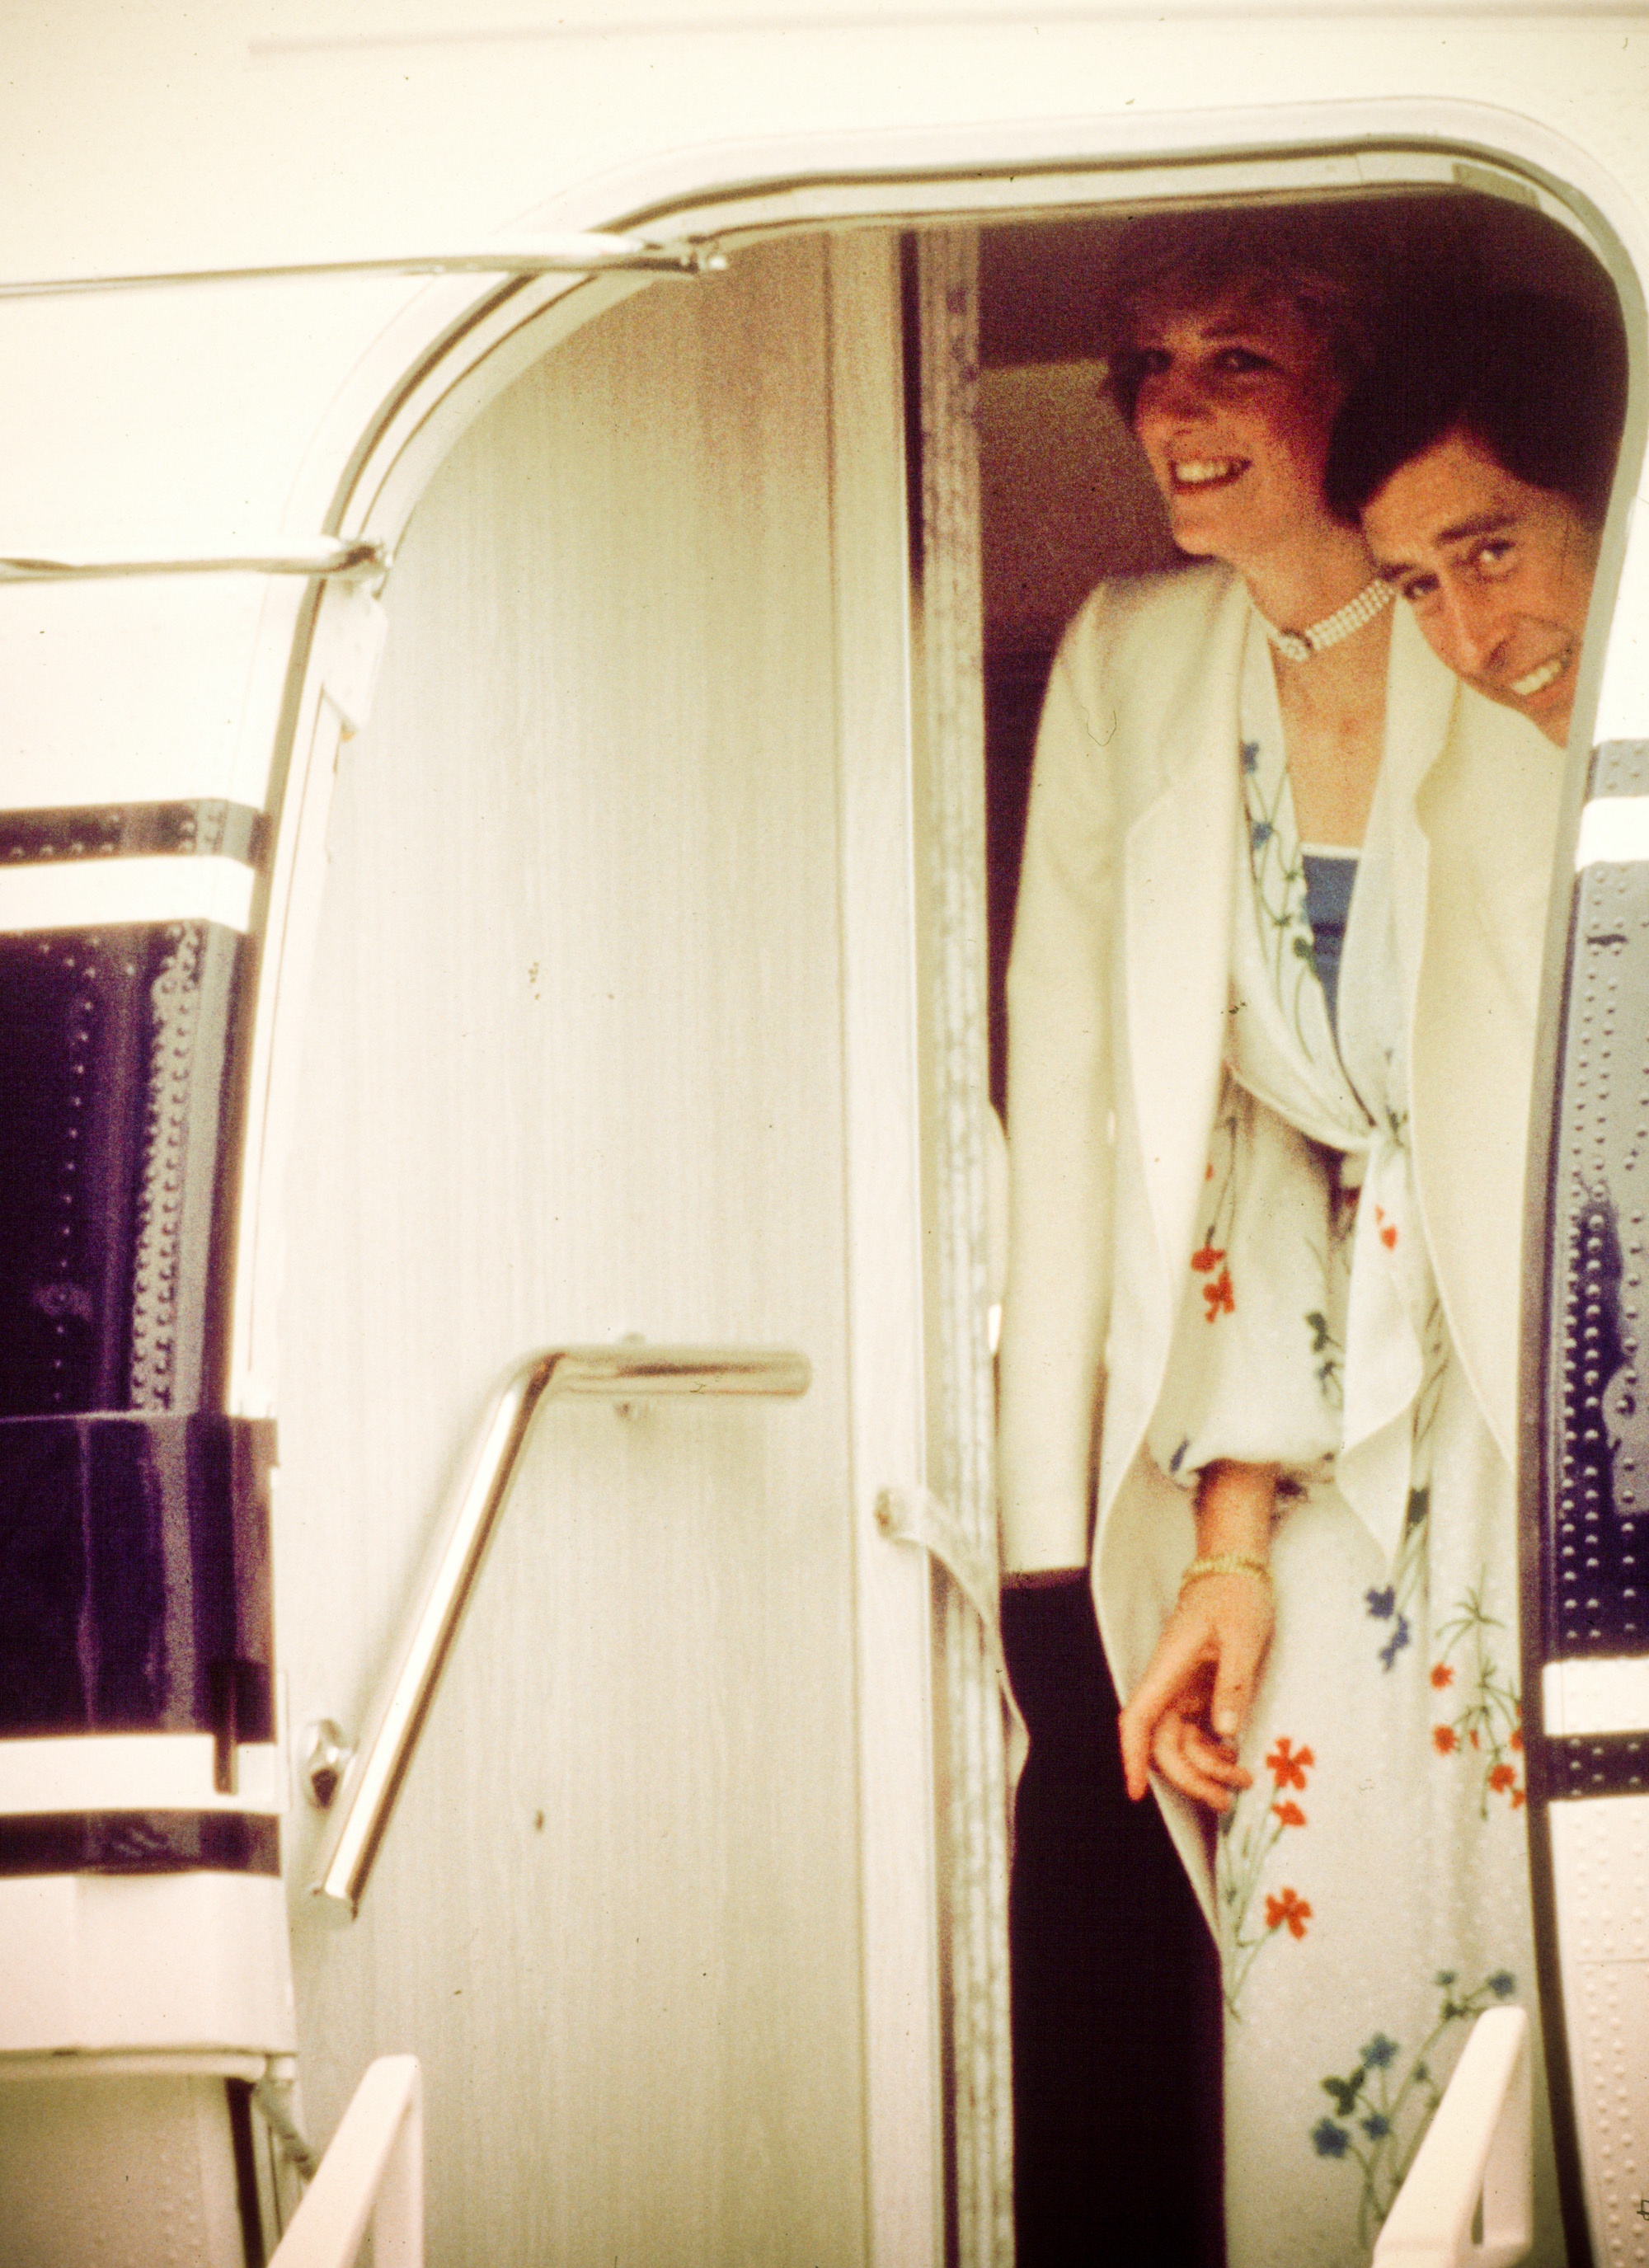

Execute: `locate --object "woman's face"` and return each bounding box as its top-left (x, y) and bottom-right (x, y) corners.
top-left (1124, 288), bottom-right (1349, 568)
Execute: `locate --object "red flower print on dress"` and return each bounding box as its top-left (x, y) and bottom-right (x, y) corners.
top-left (1219, 1735), bottom-right (1317, 2014)
top-left (1374, 1204), bottom-right (1398, 1250)
top-left (1191, 1101), bottom-right (1241, 1322)
top-left (1431, 1582), bottom-right (1524, 1815)
top-left (1265, 1887), bottom-right (1311, 1939)
top-left (1266, 1738), bottom-right (1313, 1790)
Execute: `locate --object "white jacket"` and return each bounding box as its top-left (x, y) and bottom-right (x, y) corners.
top-left (995, 562), bottom-right (1562, 1895)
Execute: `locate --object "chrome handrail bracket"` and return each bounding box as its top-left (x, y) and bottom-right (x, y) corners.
top-left (307, 1342), bottom-right (810, 1918)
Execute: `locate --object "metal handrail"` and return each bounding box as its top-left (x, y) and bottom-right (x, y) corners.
top-left (308, 1341), bottom-right (810, 1917)
top-left (0, 539), bottom-right (388, 584)
top-left (1371, 2007), bottom-right (1531, 2266)
top-left (0, 232), bottom-right (724, 298)
top-left (270, 2055), bottom-right (423, 2268)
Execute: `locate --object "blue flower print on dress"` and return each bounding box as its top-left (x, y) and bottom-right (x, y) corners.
top-left (1378, 1615), bottom-right (1411, 1671)
top-left (1311, 2118), bottom-right (1351, 2159)
top-left (1241, 723), bottom-right (1318, 1050)
top-left (1363, 1585), bottom-right (1412, 1668)
top-left (1304, 1308), bottom-right (1343, 1409)
top-left (1309, 1973), bottom-right (1520, 2252)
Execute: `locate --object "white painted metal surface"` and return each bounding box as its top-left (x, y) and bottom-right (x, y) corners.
top-left (0, 1731), bottom-right (284, 1815)
top-left (0, 1874), bottom-right (295, 2055)
top-left (0, 854), bottom-right (256, 935)
top-left (1548, 1800), bottom-right (1649, 2263)
top-left (1542, 1658), bottom-right (1649, 1739)
top-left (1574, 799), bottom-right (1649, 870)
top-left (1374, 2010), bottom-right (1532, 2268)
top-left (0, 2067), bottom-right (252, 2268)
top-left (270, 232), bottom-right (946, 2266)
top-left (270, 2055), bottom-right (423, 2268)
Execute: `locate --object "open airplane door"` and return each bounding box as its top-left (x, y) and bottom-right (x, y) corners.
top-left (1534, 731), bottom-right (1649, 2268)
top-left (2, 5), bottom-right (1649, 2239)
top-left (1529, 466), bottom-right (1649, 2262)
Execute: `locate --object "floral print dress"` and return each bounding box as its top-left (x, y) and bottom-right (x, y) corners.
top-left (1146, 619), bottom-right (1561, 2268)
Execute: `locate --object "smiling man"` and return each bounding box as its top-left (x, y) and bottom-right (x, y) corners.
top-left (1324, 289), bottom-right (1626, 745)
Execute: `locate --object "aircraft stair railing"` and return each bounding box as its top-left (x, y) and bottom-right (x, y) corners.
top-left (1373, 2007), bottom-right (1532, 2267)
top-left (302, 1341), bottom-right (810, 1918)
top-left (270, 2055), bottom-right (422, 2268)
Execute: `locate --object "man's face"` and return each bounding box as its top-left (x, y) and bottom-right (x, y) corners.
top-left (1361, 427), bottom-right (1601, 746)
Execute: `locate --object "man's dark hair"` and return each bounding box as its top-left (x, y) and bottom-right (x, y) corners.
top-left (1324, 289), bottom-right (1627, 528)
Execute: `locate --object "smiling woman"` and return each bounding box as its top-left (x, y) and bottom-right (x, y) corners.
top-left (1119, 298), bottom-right (1354, 594)
top-left (995, 201), bottom-right (1600, 2268)
top-left (1094, 210), bottom-right (1421, 850)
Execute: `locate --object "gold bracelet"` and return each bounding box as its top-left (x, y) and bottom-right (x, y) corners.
top-left (1180, 1552), bottom-right (1271, 1596)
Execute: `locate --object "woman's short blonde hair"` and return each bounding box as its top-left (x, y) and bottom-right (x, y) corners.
top-left (1100, 201), bottom-right (1452, 424)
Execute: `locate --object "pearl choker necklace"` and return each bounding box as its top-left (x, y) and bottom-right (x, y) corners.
top-left (1257, 575), bottom-right (1393, 662)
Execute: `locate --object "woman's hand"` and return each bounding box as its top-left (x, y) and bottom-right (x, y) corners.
top-left (1117, 1571), bottom-right (1274, 1810)
top-left (1116, 1460), bottom-right (1280, 1810)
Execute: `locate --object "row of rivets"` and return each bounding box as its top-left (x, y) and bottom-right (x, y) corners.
top-left (127, 925), bottom-right (201, 1412)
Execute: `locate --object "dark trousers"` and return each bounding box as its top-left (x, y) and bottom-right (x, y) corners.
top-left (1003, 1579), bottom-right (1227, 2268)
